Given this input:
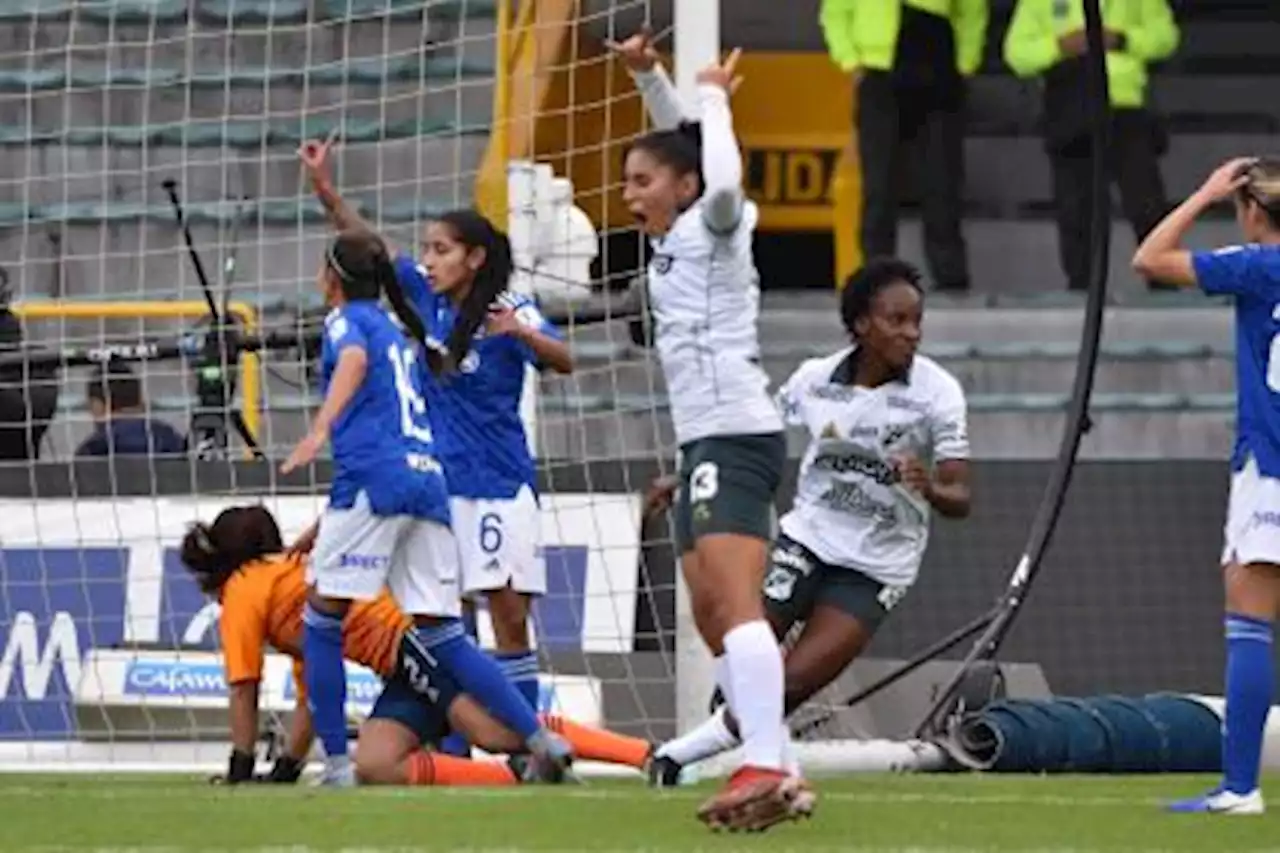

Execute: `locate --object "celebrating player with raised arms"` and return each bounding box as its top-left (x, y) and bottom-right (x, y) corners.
top-left (297, 138), bottom-right (573, 758)
top-left (1133, 157), bottom-right (1280, 815)
top-left (280, 231), bottom-right (571, 786)
top-left (181, 505), bottom-right (651, 787)
top-left (647, 258), bottom-right (971, 781)
top-left (609, 30), bottom-right (808, 831)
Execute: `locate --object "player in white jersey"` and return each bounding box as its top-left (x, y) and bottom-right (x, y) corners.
top-left (1134, 158), bottom-right (1280, 815)
top-left (611, 30), bottom-right (805, 831)
top-left (647, 257), bottom-right (972, 782)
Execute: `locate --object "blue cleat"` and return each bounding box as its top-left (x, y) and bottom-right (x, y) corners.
top-left (1167, 786), bottom-right (1264, 815)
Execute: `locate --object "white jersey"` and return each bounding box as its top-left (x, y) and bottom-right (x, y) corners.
top-left (776, 347), bottom-right (969, 588)
top-left (648, 198), bottom-right (783, 445)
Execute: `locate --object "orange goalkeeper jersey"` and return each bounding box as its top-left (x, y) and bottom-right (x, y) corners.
top-left (217, 553), bottom-right (408, 691)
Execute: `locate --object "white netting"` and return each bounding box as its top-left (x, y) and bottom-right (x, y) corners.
top-left (0, 0), bottom-right (675, 771)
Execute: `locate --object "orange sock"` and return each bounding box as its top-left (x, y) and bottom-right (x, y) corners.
top-left (542, 714), bottom-right (651, 768)
top-left (406, 751), bottom-right (519, 786)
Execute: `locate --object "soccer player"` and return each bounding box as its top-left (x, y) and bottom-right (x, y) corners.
top-left (297, 139), bottom-right (573, 758)
top-left (1132, 157), bottom-right (1280, 815)
top-left (183, 504), bottom-right (652, 786)
top-left (609, 31), bottom-right (810, 831)
top-left (645, 258), bottom-right (971, 782)
top-left (280, 230), bottom-right (571, 785)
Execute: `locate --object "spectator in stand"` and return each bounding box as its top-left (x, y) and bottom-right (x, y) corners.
top-left (76, 362), bottom-right (186, 458)
top-left (0, 286), bottom-right (59, 462)
top-left (1004, 0), bottom-right (1179, 292)
top-left (821, 0), bottom-right (988, 293)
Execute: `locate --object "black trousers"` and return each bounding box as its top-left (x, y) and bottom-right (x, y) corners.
top-left (857, 71), bottom-right (969, 289)
top-left (1049, 111), bottom-right (1169, 291)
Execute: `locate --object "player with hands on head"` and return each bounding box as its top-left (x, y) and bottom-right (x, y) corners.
top-left (612, 36), bottom-right (809, 832)
top-left (183, 506), bottom-right (651, 787)
top-left (280, 229), bottom-right (572, 786)
top-left (1133, 158), bottom-right (1280, 815)
top-left (647, 258), bottom-right (971, 784)
top-left (297, 134), bottom-right (572, 760)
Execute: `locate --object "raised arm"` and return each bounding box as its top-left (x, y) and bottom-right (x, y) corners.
top-left (696, 50), bottom-right (746, 234)
top-left (299, 132), bottom-right (377, 236)
top-left (607, 28), bottom-right (690, 131)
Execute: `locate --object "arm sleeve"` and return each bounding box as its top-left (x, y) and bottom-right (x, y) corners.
top-left (1193, 246), bottom-right (1278, 299)
top-left (697, 85), bottom-right (745, 234)
top-left (954, 0), bottom-right (990, 77)
top-left (393, 252), bottom-right (436, 320)
top-left (931, 379), bottom-right (971, 462)
top-left (324, 310), bottom-right (368, 359)
top-left (1003, 0), bottom-right (1062, 78)
top-left (1124, 0), bottom-right (1179, 63)
top-left (629, 65), bottom-right (689, 131)
top-left (819, 0), bottom-right (860, 72)
top-left (219, 591), bottom-right (269, 686)
top-left (75, 430), bottom-right (107, 458)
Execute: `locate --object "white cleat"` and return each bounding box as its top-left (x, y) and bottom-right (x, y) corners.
top-left (312, 758), bottom-right (357, 788)
top-left (1167, 787), bottom-right (1264, 815)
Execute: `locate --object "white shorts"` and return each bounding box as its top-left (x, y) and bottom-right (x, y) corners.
top-left (450, 484), bottom-right (545, 596)
top-left (1222, 457), bottom-right (1280, 567)
top-left (309, 491), bottom-right (461, 617)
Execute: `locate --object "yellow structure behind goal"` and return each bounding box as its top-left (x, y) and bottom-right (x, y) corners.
top-left (12, 300), bottom-right (261, 455)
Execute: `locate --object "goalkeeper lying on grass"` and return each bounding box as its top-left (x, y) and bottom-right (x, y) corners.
top-left (181, 504), bottom-right (652, 786)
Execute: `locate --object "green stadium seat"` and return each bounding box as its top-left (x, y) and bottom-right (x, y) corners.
top-left (315, 0), bottom-right (496, 20)
top-left (3, 116), bottom-right (469, 148)
top-left (0, 0), bottom-right (186, 23)
top-left (195, 0), bottom-right (308, 24)
top-left (3, 195), bottom-right (460, 227)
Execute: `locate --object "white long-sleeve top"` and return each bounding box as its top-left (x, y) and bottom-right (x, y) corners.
top-left (639, 81), bottom-right (782, 445)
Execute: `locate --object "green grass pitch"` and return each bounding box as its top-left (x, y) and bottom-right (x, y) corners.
top-left (2, 773), bottom-right (1280, 852)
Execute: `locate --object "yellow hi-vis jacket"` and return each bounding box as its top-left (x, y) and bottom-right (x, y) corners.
top-left (1003, 0), bottom-right (1179, 108)
top-left (820, 0), bottom-right (989, 77)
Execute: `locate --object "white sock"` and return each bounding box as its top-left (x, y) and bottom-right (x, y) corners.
top-left (781, 726), bottom-right (801, 777)
top-left (656, 704), bottom-right (740, 766)
top-left (715, 654), bottom-right (736, 711)
top-left (723, 619), bottom-right (785, 771)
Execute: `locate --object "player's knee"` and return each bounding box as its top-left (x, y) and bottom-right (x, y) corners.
top-left (485, 587), bottom-right (532, 651)
top-left (353, 731), bottom-right (405, 785)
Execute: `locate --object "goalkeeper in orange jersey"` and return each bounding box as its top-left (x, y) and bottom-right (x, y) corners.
top-left (180, 504), bottom-right (653, 786)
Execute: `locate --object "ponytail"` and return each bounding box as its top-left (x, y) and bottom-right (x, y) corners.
top-left (179, 506), bottom-right (283, 596)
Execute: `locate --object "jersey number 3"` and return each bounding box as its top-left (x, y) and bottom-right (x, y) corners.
top-left (388, 344), bottom-right (434, 444)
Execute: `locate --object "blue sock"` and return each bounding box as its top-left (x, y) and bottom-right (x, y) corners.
top-left (410, 620), bottom-right (540, 740)
top-left (498, 651), bottom-right (541, 712)
top-left (1223, 613), bottom-right (1273, 794)
top-left (303, 604), bottom-right (348, 758)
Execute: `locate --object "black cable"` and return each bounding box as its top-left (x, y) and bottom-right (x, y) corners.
top-left (910, 0), bottom-right (1113, 736)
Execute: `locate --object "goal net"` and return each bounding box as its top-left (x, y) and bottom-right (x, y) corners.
top-left (0, 0), bottom-right (677, 773)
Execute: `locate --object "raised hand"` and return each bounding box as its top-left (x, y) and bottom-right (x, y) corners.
top-left (298, 127), bottom-right (339, 183)
top-left (694, 47), bottom-right (744, 96)
top-left (604, 26), bottom-right (660, 72)
top-left (1196, 157), bottom-right (1258, 204)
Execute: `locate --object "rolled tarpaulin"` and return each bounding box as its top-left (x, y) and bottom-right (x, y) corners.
top-left (944, 693), bottom-right (1221, 773)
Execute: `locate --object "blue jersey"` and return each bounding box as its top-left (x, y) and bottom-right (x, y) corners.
top-left (1194, 244), bottom-right (1280, 478)
top-left (320, 300), bottom-right (450, 524)
top-left (393, 253), bottom-right (562, 500)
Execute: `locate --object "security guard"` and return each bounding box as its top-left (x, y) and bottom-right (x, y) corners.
top-left (821, 0), bottom-right (988, 293)
top-left (1004, 0), bottom-right (1179, 291)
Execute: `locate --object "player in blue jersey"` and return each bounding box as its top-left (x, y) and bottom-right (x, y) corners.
top-left (281, 227), bottom-right (573, 786)
top-left (1133, 156), bottom-right (1280, 815)
top-left (297, 138), bottom-right (573, 754)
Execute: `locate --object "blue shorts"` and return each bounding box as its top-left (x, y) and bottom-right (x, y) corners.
top-left (367, 672), bottom-right (462, 747)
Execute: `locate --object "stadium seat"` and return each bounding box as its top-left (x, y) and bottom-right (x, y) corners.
top-left (0, 195), bottom-right (455, 227)
top-left (0, 0), bottom-right (187, 23)
top-left (195, 0), bottom-right (309, 25)
top-left (315, 0), bottom-right (496, 21)
top-left (7, 116), bottom-right (466, 148)
top-left (0, 56), bottom-right (494, 92)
